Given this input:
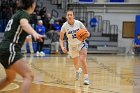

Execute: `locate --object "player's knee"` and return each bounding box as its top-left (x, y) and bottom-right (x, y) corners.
top-left (23, 72), bottom-right (34, 81)
top-left (27, 73), bottom-right (34, 81)
top-left (80, 54), bottom-right (87, 63)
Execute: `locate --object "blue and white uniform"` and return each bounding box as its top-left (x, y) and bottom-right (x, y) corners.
top-left (61, 19), bottom-right (88, 58)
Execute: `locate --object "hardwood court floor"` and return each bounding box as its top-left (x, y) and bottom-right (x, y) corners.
top-left (0, 54), bottom-right (140, 93)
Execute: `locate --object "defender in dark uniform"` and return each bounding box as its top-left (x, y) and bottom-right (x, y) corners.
top-left (0, 0), bottom-right (43, 93)
top-left (0, 10), bottom-right (31, 68)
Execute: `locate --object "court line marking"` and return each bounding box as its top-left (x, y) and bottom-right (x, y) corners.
top-left (31, 62), bottom-right (119, 93)
top-left (0, 83), bottom-right (19, 92)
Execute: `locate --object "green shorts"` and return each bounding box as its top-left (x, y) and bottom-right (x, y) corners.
top-left (0, 51), bottom-right (23, 69)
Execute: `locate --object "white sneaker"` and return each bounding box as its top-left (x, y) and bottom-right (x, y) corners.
top-left (75, 68), bottom-right (82, 80)
top-left (84, 78), bottom-right (90, 85)
top-left (40, 51), bottom-right (45, 56)
top-left (36, 51), bottom-right (40, 56)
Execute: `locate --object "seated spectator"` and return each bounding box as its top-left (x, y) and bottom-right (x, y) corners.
top-left (51, 31), bottom-right (60, 54)
top-left (50, 20), bottom-right (62, 54)
top-left (36, 20), bottom-right (46, 56)
top-left (47, 13), bottom-right (54, 31)
top-left (53, 20), bottom-right (61, 32)
top-left (134, 34), bottom-right (140, 55)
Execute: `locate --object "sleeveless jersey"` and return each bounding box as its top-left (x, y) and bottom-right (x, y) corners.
top-left (61, 20), bottom-right (86, 45)
top-left (0, 10), bottom-right (30, 51)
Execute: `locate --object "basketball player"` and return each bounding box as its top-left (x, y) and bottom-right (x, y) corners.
top-left (59, 10), bottom-right (90, 85)
top-left (0, 0), bottom-right (43, 93)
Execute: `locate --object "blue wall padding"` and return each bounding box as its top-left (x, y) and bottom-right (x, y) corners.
top-left (79, 0), bottom-right (93, 2)
top-left (135, 15), bottom-right (140, 38)
top-left (110, 0), bottom-right (124, 2)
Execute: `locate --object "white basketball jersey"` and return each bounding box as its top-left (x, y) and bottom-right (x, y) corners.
top-left (61, 20), bottom-right (86, 45)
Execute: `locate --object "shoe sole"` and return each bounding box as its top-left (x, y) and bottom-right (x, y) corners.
top-left (84, 83), bottom-right (89, 85)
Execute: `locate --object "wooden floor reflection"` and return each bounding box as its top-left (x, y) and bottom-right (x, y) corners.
top-left (0, 54), bottom-right (140, 93)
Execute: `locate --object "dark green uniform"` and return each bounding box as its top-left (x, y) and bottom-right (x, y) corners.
top-left (0, 10), bottom-right (30, 69)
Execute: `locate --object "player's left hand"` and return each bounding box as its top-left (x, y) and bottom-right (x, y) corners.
top-left (79, 31), bottom-right (90, 42)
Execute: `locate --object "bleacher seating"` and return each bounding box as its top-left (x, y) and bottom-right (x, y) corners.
top-left (42, 0), bottom-right (125, 53)
top-left (0, 0), bottom-right (126, 54)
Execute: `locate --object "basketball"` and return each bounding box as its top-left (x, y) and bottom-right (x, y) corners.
top-left (76, 29), bottom-right (89, 41)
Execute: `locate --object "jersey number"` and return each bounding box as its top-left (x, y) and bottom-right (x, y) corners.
top-left (72, 34), bottom-right (76, 39)
top-left (5, 19), bottom-right (13, 32)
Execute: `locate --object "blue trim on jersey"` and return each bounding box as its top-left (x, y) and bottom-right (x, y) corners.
top-left (81, 42), bottom-right (88, 49)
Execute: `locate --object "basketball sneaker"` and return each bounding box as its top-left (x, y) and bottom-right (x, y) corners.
top-left (75, 68), bottom-right (82, 80)
top-left (36, 51), bottom-right (40, 56)
top-left (84, 77), bottom-right (90, 85)
top-left (40, 51), bottom-right (45, 56)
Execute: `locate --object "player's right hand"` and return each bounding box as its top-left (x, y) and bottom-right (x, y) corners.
top-left (32, 32), bottom-right (44, 42)
top-left (62, 47), bottom-right (67, 53)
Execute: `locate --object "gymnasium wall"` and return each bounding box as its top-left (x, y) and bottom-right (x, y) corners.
top-left (83, 1), bottom-right (140, 53)
top-left (99, 0), bottom-right (140, 2)
top-left (94, 0), bottom-right (140, 3)
top-left (98, 13), bottom-right (137, 53)
top-left (69, 0), bottom-right (140, 3)
top-left (127, 0), bottom-right (140, 2)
